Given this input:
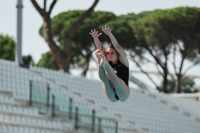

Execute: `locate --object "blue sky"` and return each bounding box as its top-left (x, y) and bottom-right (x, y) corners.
top-left (1, 0), bottom-right (200, 87)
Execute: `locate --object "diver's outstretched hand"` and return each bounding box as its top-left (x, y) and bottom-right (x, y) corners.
top-left (102, 25), bottom-right (112, 35)
top-left (89, 29), bottom-right (102, 38)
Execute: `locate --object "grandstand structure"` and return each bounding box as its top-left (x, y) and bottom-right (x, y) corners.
top-left (0, 58), bottom-right (200, 133)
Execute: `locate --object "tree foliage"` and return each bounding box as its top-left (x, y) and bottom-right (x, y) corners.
top-left (159, 76), bottom-right (199, 93)
top-left (0, 34), bottom-right (34, 65)
top-left (38, 10), bottom-right (136, 76)
top-left (36, 6), bottom-right (200, 93)
top-left (22, 55), bottom-right (35, 65)
top-left (31, 0), bottom-right (99, 72)
top-left (0, 34), bottom-right (15, 61)
top-left (37, 51), bottom-right (57, 69)
top-left (129, 7), bottom-right (200, 93)
top-left (37, 10), bottom-right (117, 73)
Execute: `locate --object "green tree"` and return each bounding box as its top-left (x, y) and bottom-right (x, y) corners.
top-left (50, 10), bottom-right (117, 75)
top-left (165, 7), bottom-right (200, 93)
top-left (23, 55), bottom-right (35, 65)
top-left (129, 10), bottom-right (173, 93)
top-left (38, 10), bottom-right (136, 76)
top-left (0, 34), bottom-right (15, 61)
top-left (0, 34), bottom-right (34, 65)
top-left (118, 11), bottom-right (153, 22)
top-left (129, 7), bottom-right (200, 93)
top-left (37, 10), bottom-right (116, 74)
top-left (159, 76), bottom-right (199, 93)
top-left (36, 46), bottom-right (84, 71)
top-left (37, 51), bottom-right (57, 69)
top-left (31, 0), bottom-right (99, 73)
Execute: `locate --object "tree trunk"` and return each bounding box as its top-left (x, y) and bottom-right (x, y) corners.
top-left (81, 55), bottom-right (90, 76)
top-left (162, 68), bottom-right (168, 93)
top-left (131, 58), bottom-right (160, 90)
top-left (63, 0), bottom-right (99, 72)
top-left (176, 74), bottom-right (182, 93)
top-left (163, 75), bottom-right (168, 93)
top-left (42, 15), bottom-right (66, 72)
top-left (174, 79), bottom-right (178, 93)
top-left (31, 0), bottom-right (99, 73)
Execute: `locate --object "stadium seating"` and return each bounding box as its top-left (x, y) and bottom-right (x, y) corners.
top-left (0, 59), bottom-right (144, 133)
top-left (0, 94), bottom-right (77, 133)
top-left (30, 63), bottom-right (200, 133)
top-left (1, 58), bottom-right (200, 133)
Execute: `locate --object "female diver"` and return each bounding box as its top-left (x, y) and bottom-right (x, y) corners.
top-left (89, 25), bottom-right (130, 102)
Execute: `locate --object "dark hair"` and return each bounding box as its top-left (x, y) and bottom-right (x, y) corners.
top-left (106, 43), bottom-right (119, 56)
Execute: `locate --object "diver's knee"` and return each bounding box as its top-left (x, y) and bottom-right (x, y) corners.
top-left (109, 97), bottom-right (118, 102)
top-left (119, 97), bottom-right (128, 102)
top-left (119, 95), bottom-right (129, 102)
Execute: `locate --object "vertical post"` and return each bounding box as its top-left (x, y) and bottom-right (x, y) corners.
top-left (16, 0), bottom-right (23, 65)
top-left (46, 84), bottom-right (50, 107)
top-left (69, 98), bottom-right (73, 120)
top-left (91, 109), bottom-right (95, 132)
top-left (74, 107), bottom-right (78, 130)
top-left (196, 96), bottom-right (199, 101)
top-left (98, 118), bottom-right (101, 133)
top-left (51, 95), bottom-right (55, 118)
top-left (29, 80), bottom-right (32, 106)
top-left (115, 121), bottom-right (118, 133)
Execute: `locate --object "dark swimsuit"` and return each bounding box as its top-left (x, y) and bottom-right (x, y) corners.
top-left (109, 60), bottom-right (129, 100)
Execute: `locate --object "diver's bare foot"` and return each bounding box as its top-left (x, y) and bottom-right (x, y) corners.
top-left (96, 53), bottom-right (106, 67)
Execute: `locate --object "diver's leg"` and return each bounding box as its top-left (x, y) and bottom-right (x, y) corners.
top-left (98, 65), bottom-right (119, 102)
top-left (97, 54), bottom-right (130, 102)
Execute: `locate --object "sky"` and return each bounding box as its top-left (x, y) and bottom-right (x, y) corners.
top-left (1, 0), bottom-right (200, 88)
